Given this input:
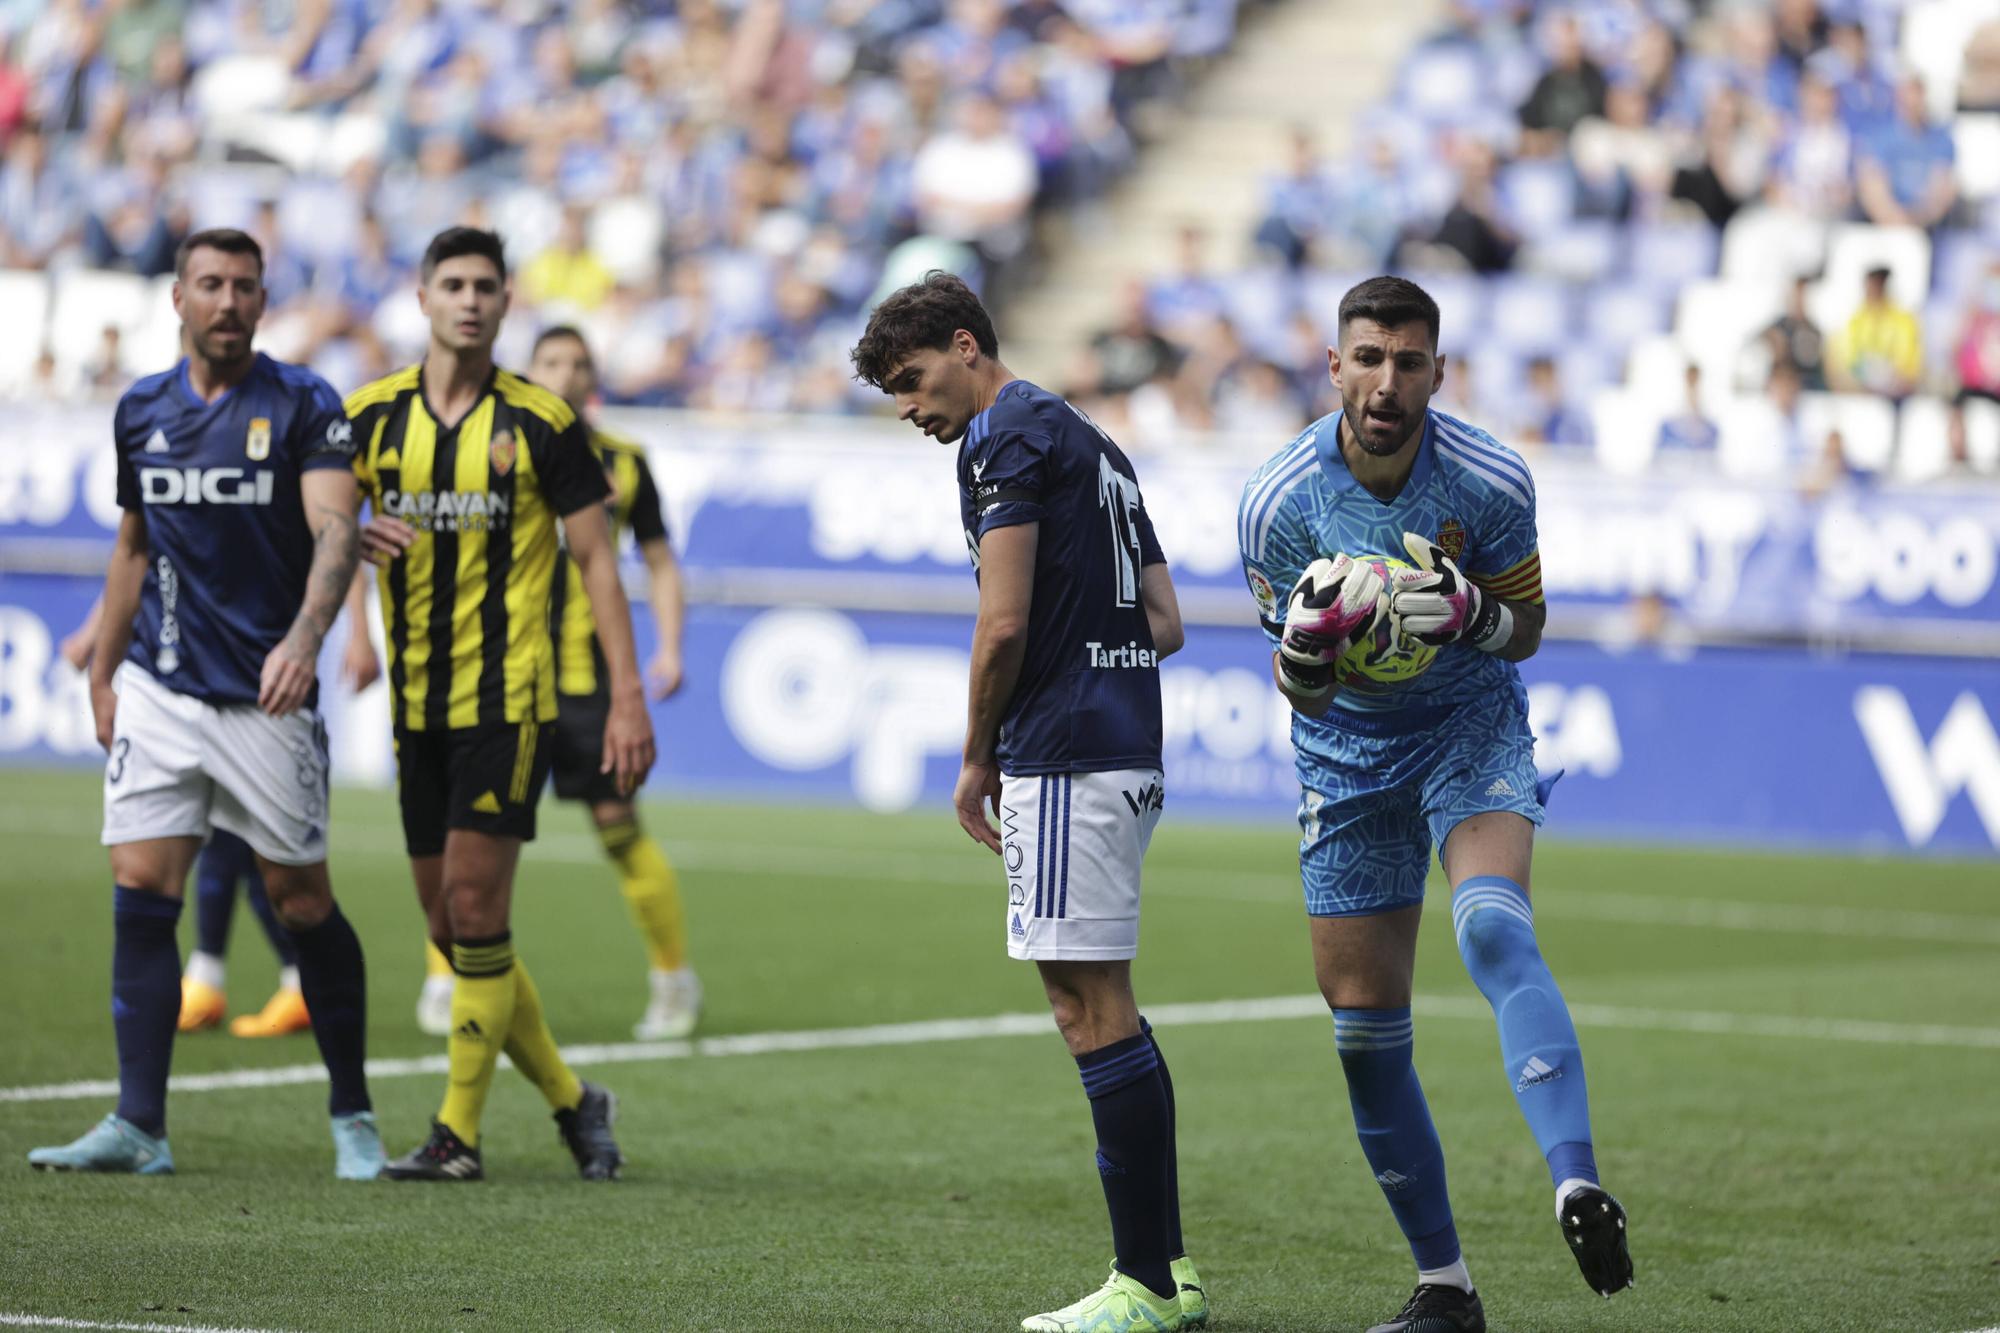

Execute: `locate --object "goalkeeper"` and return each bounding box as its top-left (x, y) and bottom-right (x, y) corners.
top-left (1235, 277), bottom-right (1630, 1333)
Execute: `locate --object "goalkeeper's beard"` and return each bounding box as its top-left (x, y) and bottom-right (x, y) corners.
top-left (1345, 403), bottom-right (1422, 457)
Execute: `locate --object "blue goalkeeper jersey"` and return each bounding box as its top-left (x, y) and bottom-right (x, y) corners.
top-left (959, 379), bottom-right (1166, 777)
top-left (1237, 407), bottom-right (1544, 737)
top-left (114, 353), bottom-right (356, 707)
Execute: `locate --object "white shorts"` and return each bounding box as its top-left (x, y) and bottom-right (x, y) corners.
top-left (1000, 768), bottom-right (1163, 961)
top-left (101, 662), bottom-right (331, 866)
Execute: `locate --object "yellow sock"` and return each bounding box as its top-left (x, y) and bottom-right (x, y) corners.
top-left (502, 958), bottom-right (584, 1113)
top-left (425, 939), bottom-right (453, 978)
top-left (599, 818), bottom-right (687, 971)
top-left (438, 935), bottom-right (518, 1147)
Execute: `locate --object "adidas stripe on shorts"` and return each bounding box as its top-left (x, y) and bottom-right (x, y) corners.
top-left (998, 769), bottom-right (1164, 961)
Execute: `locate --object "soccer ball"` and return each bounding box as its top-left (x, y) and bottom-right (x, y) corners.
top-left (1334, 555), bottom-right (1437, 691)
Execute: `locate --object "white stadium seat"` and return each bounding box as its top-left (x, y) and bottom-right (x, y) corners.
top-left (1674, 277), bottom-right (1784, 397)
top-left (1810, 225), bottom-right (1932, 336)
top-left (0, 269), bottom-right (51, 390)
top-left (1965, 396), bottom-right (2000, 471)
top-left (1895, 394), bottom-right (1952, 481)
top-left (1903, 0), bottom-right (1987, 122)
top-left (1953, 115), bottom-right (2000, 201)
top-left (48, 270), bottom-right (150, 380)
top-left (1798, 391), bottom-right (1896, 473)
top-left (1720, 206), bottom-right (1828, 283)
top-left (1589, 388), bottom-right (1663, 475)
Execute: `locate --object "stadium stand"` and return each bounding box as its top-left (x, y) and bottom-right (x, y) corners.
top-left (0, 0), bottom-right (1255, 411)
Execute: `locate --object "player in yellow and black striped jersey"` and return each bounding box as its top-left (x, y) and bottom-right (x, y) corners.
top-left (525, 326), bottom-right (699, 1042)
top-left (351, 227), bottom-right (654, 1184)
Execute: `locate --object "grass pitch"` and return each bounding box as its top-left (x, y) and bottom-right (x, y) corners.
top-left (1, 767), bottom-right (1996, 1332)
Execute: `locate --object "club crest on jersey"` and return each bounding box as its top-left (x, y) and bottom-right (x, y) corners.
top-left (246, 417), bottom-right (271, 461)
top-left (489, 430), bottom-right (517, 476)
top-left (1437, 519), bottom-right (1467, 560)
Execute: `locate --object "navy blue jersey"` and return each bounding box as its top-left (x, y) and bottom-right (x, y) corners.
top-left (114, 353), bottom-right (356, 707)
top-left (958, 380), bottom-right (1165, 776)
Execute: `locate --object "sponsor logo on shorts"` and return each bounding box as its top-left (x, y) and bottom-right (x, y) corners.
top-left (1010, 912), bottom-right (1026, 938)
top-left (1122, 781), bottom-right (1164, 816)
top-left (1484, 777), bottom-right (1517, 797)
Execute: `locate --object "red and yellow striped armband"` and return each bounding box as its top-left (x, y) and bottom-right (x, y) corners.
top-left (1468, 552), bottom-right (1544, 606)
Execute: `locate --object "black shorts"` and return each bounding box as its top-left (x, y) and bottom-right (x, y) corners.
top-left (548, 688), bottom-right (621, 806)
top-left (394, 721), bottom-right (555, 857)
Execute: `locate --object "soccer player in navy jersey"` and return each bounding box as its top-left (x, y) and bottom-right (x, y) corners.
top-left (1238, 277), bottom-right (1632, 1331)
top-left (28, 229), bottom-right (381, 1180)
top-left (853, 272), bottom-right (1205, 1333)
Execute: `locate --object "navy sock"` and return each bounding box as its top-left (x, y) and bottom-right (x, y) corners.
top-left (1076, 1032), bottom-right (1175, 1300)
top-left (242, 867), bottom-right (299, 969)
top-left (112, 887), bottom-right (183, 1137)
top-left (1453, 878), bottom-right (1598, 1190)
top-left (192, 833), bottom-right (253, 958)
top-left (1140, 1017), bottom-right (1185, 1259)
top-left (1333, 1008), bottom-right (1461, 1271)
top-left (288, 904), bottom-right (370, 1116)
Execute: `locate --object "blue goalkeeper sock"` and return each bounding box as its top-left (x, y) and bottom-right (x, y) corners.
top-left (112, 887), bottom-right (183, 1137)
top-left (192, 832), bottom-right (254, 960)
top-left (1333, 1008), bottom-right (1462, 1274)
top-left (1453, 876), bottom-right (1598, 1190)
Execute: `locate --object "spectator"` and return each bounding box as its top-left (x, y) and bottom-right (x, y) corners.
top-left (1518, 356), bottom-right (1592, 447)
top-left (1855, 76), bottom-right (1958, 230)
top-left (1089, 278), bottom-right (1181, 396)
top-left (1963, 19), bottom-right (2000, 112)
top-left (0, 126), bottom-right (76, 268)
top-left (1146, 224), bottom-right (1226, 342)
top-left (910, 92), bottom-right (1038, 272)
top-left (1656, 363), bottom-right (1719, 453)
top-left (1253, 125), bottom-right (1339, 269)
top-left (1766, 72), bottom-right (1851, 220)
top-left (1830, 265), bottom-right (1921, 400)
top-left (1213, 358), bottom-right (1308, 438)
top-left (1800, 426), bottom-right (1866, 499)
top-left (522, 204), bottom-right (617, 314)
top-left (1757, 275), bottom-right (1828, 391)
top-left (1670, 87), bottom-right (1769, 230)
top-left (1571, 80), bottom-right (1676, 217)
top-left (1810, 22), bottom-right (1895, 135)
top-left (1420, 137), bottom-right (1518, 274)
top-left (1955, 261), bottom-right (2000, 406)
top-left (1518, 14), bottom-right (1608, 153)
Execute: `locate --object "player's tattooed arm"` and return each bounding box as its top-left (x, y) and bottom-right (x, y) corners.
top-left (261, 470), bottom-right (361, 716)
top-left (90, 511), bottom-right (151, 750)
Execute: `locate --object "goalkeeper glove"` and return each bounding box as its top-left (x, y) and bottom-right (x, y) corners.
top-left (1278, 555), bottom-right (1386, 698)
top-left (1388, 530), bottom-right (1514, 652)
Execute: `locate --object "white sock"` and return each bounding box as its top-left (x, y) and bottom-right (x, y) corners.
top-left (185, 951), bottom-right (225, 990)
top-left (1556, 1177), bottom-right (1598, 1221)
top-left (1418, 1258), bottom-right (1473, 1293)
top-left (277, 965), bottom-right (301, 994)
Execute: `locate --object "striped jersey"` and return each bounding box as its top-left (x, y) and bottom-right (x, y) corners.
top-left (549, 427), bottom-right (668, 698)
top-left (1237, 407), bottom-right (1543, 717)
top-left (347, 364), bottom-right (609, 731)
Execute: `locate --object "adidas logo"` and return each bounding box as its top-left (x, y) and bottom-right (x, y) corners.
top-left (439, 1156), bottom-right (480, 1178)
top-left (144, 429), bottom-right (170, 454)
top-left (1010, 912), bottom-right (1026, 937)
top-left (454, 1019), bottom-right (485, 1041)
top-left (1484, 777), bottom-right (1516, 797)
top-left (1517, 1056), bottom-right (1562, 1090)
top-left (470, 791), bottom-right (501, 814)
top-left (1375, 1169), bottom-right (1412, 1191)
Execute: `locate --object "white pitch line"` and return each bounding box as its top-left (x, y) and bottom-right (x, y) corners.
top-left (1, 804), bottom-right (1995, 948)
top-left (4, 993), bottom-right (1997, 1107)
top-left (1, 1316), bottom-right (287, 1333)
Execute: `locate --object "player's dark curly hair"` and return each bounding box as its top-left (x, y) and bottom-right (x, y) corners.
top-left (175, 228), bottom-right (263, 280)
top-left (421, 226), bottom-right (507, 283)
top-left (849, 271), bottom-right (998, 389)
top-left (1338, 276), bottom-right (1441, 349)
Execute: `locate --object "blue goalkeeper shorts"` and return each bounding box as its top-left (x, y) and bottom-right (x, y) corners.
top-left (1294, 685), bottom-right (1556, 917)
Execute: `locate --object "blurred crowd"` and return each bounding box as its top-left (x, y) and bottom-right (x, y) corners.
top-left (0, 0), bottom-right (1244, 407)
top-left (1058, 0), bottom-right (2000, 482)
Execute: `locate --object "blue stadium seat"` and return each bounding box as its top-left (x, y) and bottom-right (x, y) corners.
top-left (1485, 276), bottom-right (1575, 357)
top-left (1624, 222), bottom-right (1720, 291)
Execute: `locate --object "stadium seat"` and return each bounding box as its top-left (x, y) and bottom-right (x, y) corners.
top-left (1903, 0), bottom-right (1986, 122)
top-left (189, 54), bottom-right (293, 118)
top-left (0, 270), bottom-right (51, 388)
top-left (1584, 282), bottom-right (1672, 355)
top-left (1418, 273), bottom-right (1487, 357)
top-left (1522, 219), bottom-right (1620, 283)
top-left (1965, 396), bottom-right (2000, 471)
top-left (1498, 159), bottom-right (1579, 238)
top-left (1717, 393), bottom-right (1797, 479)
top-left (1588, 388), bottom-right (1663, 475)
top-left (1819, 224), bottom-right (1932, 317)
top-left (1222, 266), bottom-right (1297, 361)
top-left (1486, 276), bottom-right (1574, 357)
top-left (1895, 394), bottom-right (1952, 481)
top-left (48, 271), bottom-right (151, 379)
top-left (1720, 206), bottom-right (1829, 284)
top-left (1952, 115), bottom-right (2000, 201)
top-left (1625, 334), bottom-right (1697, 418)
top-left (1798, 392), bottom-right (1896, 473)
top-left (128, 276), bottom-right (183, 375)
top-left (1673, 277), bottom-right (1784, 397)
top-left (1625, 222), bottom-right (1720, 292)
top-left (1399, 46), bottom-right (1487, 120)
